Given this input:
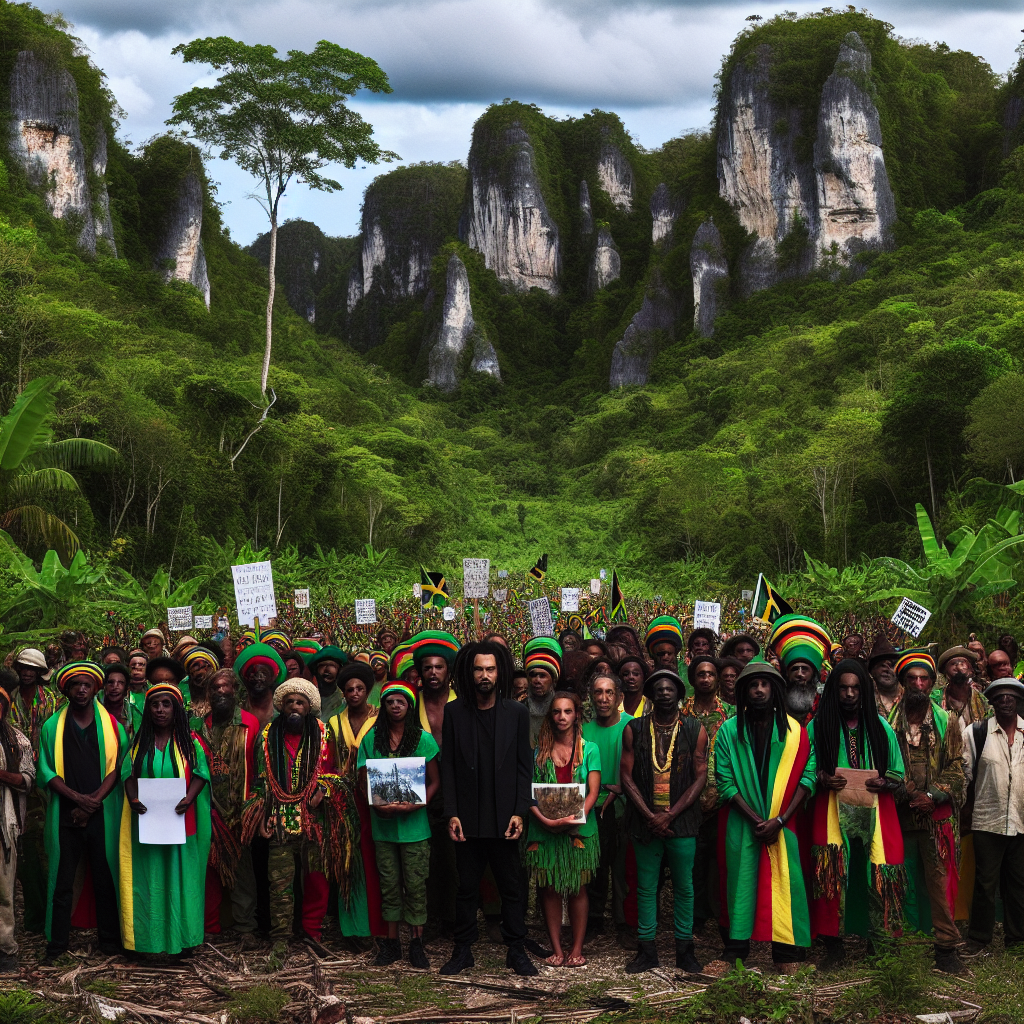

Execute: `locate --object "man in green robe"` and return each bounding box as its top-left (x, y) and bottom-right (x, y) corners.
top-left (37, 662), bottom-right (125, 963)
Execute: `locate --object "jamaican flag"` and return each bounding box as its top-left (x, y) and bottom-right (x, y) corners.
top-left (528, 554), bottom-right (548, 582)
top-left (420, 568), bottom-right (449, 609)
top-left (609, 571), bottom-right (626, 623)
top-left (751, 573), bottom-right (793, 625)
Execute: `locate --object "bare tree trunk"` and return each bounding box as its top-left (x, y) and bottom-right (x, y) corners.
top-left (261, 211), bottom-right (277, 397)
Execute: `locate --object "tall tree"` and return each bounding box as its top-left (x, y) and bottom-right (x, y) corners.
top-left (168, 38), bottom-right (397, 398)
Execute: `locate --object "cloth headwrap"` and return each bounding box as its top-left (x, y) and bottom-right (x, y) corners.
top-left (234, 643), bottom-right (287, 686)
top-left (259, 628), bottom-right (291, 652)
top-left (380, 680), bottom-right (417, 706)
top-left (645, 615), bottom-right (683, 654)
top-left (769, 613), bottom-right (832, 674)
top-left (53, 661), bottom-right (104, 695)
top-left (389, 642), bottom-right (415, 680)
top-left (145, 682), bottom-right (185, 707)
top-left (183, 647), bottom-right (220, 672)
top-left (272, 679), bottom-right (322, 716)
top-left (895, 648), bottom-right (936, 680)
top-left (408, 630), bottom-right (461, 668)
top-left (523, 636), bottom-right (562, 680)
top-left (292, 638), bottom-right (322, 658)
top-left (369, 650), bottom-right (388, 669)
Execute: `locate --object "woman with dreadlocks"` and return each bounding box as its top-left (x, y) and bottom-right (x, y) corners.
top-left (713, 659), bottom-right (816, 973)
top-left (120, 681), bottom-right (211, 955)
top-left (356, 680), bottom-right (439, 968)
top-left (807, 659), bottom-right (905, 968)
top-left (525, 690), bottom-right (602, 967)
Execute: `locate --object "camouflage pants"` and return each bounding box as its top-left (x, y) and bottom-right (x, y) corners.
top-left (267, 837), bottom-right (329, 940)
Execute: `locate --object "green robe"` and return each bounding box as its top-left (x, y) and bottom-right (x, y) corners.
top-left (36, 701), bottom-right (127, 941)
top-left (118, 737), bottom-right (211, 953)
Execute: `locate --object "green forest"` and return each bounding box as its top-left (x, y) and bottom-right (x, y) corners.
top-left (0, 1), bottom-right (1022, 645)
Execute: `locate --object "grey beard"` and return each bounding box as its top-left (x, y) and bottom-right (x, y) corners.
top-left (785, 685), bottom-right (816, 716)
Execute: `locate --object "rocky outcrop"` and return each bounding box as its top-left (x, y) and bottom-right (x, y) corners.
top-left (690, 221), bottom-right (729, 337)
top-left (462, 121), bottom-right (561, 294)
top-left (428, 254), bottom-right (500, 391)
top-left (609, 273), bottom-right (674, 387)
top-left (650, 183), bottom-right (678, 246)
top-left (9, 51), bottom-right (98, 254)
top-left (597, 140), bottom-right (634, 212)
top-left (154, 171), bottom-right (210, 308)
top-left (589, 226), bottom-right (620, 293)
top-left (579, 181), bottom-right (594, 236)
top-left (717, 32), bottom-right (894, 295)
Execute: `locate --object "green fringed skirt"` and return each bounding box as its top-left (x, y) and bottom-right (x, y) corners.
top-left (525, 832), bottom-right (600, 895)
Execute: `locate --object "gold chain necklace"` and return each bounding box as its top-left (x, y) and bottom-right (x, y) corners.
top-left (650, 715), bottom-right (680, 774)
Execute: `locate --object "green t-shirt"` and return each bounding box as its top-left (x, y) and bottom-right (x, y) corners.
top-left (582, 713), bottom-right (632, 814)
top-left (357, 729), bottom-right (439, 843)
top-left (529, 740), bottom-right (602, 840)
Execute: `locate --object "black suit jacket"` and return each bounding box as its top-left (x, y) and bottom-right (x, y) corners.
top-left (441, 696), bottom-right (532, 836)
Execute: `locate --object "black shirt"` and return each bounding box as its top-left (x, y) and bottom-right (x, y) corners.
top-left (474, 704), bottom-right (499, 838)
top-left (60, 715), bottom-right (102, 826)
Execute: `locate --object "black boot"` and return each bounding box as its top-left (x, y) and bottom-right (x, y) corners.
top-left (373, 937), bottom-right (402, 966)
top-left (408, 937), bottom-right (430, 969)
top-left (440, 942), bottom-right (475, 975)
top-left (506, 944), bottom-right (539, 976)
top-left (625, 940), bottom-right (660, 974)
top-left (676, 939), bottom-right (702, 973)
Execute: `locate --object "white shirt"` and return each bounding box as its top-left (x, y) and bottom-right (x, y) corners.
top-left (963, 715), bottom-right (1024, 836)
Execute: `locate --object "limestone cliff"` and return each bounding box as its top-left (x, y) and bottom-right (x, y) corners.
top-left (650, 183), bottom-right (678, 246)
top-left (589, 226), bottom-right (621, 293)
top-left (690, 221), bottom-right (729, 338)
top-left (428, 253), bottom-right (500, 390)
top-left (461, 121), bottom-right (560, 294)
top-left (154, 171), bottom-right (210, 308)
top-left (597, 139), bottom-right (634, 212)
top-left (609, 273), bottom-right (674, 388)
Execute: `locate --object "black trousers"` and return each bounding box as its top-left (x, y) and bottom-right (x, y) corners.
top-left (49, 815), bottom-right (120, 954)
top-left (454, 838), bottom-right (527, 946)
top-left (969, 830), bottom-right (1024, 947)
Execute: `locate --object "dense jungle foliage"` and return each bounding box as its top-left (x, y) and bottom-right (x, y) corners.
top-left (0, 2), bottom-right (1022, 641)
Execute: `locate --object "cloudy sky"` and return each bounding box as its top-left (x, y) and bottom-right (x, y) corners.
top-left (60, 0), bottom-right (1022, 245)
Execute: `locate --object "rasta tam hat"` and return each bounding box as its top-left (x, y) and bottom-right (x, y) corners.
top-left (389, 641), bottom-right (415, 680)
top-left (53, 661), bottom-right (105, 695)
top-left (272, 678), bottom-right (321, 716)
top-left (234, 643), bottom-right (287, 687)
top-left (183, 645), bottom-right (222, 674)
top-left (408, 630), bottom-right (461, 668)
top-left (644, 667), bottom-right (685, 700)
top-left (937, 646), bottom-right (980, 674)
top-left (307, 645), bottom-right (349, 674)
top-left (895, 648), bottom-right (936, 680)
top-left (523, 636), bottom-right (562, 680)
top-left (769, 614), bottom-right (832, 674)
top-left (867, 632), bottom-right (900, 669)
top-left (13, 647), bottom-right (52, 682)
top-left (144, 681), bottom-right (185, 707)
top-left (645, 615), bottom-right (684, 655)
top-left (259, 627), bottom-right (291, 652)
top-left (380, 680), bottom-right (417, 706)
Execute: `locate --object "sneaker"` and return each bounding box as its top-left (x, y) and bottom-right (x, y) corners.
top-left (675, 940), bottom-right (702, 974)
top-left (625, 940), bottom-right (660, 974)
top-left (374, 938), bottom-right (402, 967)
top-left (408, 937), bottom-right (430, 970)
top-left (934, 946), bottom-right (966, 975)
top-left (506, 944), bottom-right (539, 976)
top-left (439, 942), bottom-right (474, 975)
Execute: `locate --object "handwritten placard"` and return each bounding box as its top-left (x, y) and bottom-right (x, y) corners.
top-left (463, 558), bottom-right (490, 599)
top-left (528, 597), bottom-right (555, 637)
top-left (294, 588), bottom-right (310, 609)
top-left (891, 597), bottom-right (931, 638)
top-left (693, 601), bottom-right (722, 633)
top-left (561, 588), bottom-right (580, 612)
top-left (194, 614), bottom-right (213, 630)
top-left (231, 561), bottom-right (277, 628)
top-left (355, 599), bottom-right (377, 625)
top-left (167, 606), bottom-right (193, 632)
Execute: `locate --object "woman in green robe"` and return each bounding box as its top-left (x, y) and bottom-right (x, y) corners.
top-left (120, 682), bottom-right (210, 955)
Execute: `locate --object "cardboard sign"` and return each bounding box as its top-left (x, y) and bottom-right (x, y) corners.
top-left (561, 588), bottom-right (580, 612)
top-left (693, 601), bottom-right (722, 633)
top-left (294, 588), bottom-right (310, 609)
top-left (891, 597), bottom-right (931, 638)
top-left (167, 606), bottom-right (193, 632)
top-left (529, 597), bottom-right (555, 637)
top-left (355, 599), bottom-right (377, 625)
top-left (590, 579), bottom-right (601, 595)
top-left (493, 589), bottom-right (507, 602)
top-left (231, 561), bottom-right (277, 628)
top-left (442, 606), bottom-right (456, 621)
top-left (463, 558), bottom-right (490, 599)
top-left (194, 615), bottom-right (213, 630)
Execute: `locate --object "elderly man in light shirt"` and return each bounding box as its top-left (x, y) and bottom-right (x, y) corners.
top-left (963, 677), bottom-right (1024, 956)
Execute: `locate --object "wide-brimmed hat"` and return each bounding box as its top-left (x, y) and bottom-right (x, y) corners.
top-left (13, 647), bottom-right (52, 681)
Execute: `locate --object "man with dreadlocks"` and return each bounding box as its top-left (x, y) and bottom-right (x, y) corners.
top-left (37, 662), bottom-right (126, 963)
top-left (120, 682), bottom-right (211, 955)
top-left (713, 659), bottom-right (816, 972)
top-left (242, 678), bottom-right (358, 957)
top-left (808, 660), bottom-right (906, 968)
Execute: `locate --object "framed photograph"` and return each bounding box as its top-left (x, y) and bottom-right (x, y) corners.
top-left (366, 756), bottom-right (427, 807)
top-left (532, 782), bottom-right (586, 824)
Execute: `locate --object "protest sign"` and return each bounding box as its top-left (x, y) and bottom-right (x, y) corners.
top-left (194, 615), bottom-right (213, 630)
top-left (529, 597), bottom-right (555, 637)
top-left (231, 561), bottom-right (277, 627)
top-left (294, 589), bottom-right (310, 609)
top-left (355, 599), bottom-right (377, 624)
top-left (463, 558), bottom-right (490, 599)
top-left (891, 598), bottom-right (931, 638)
top-left (693, 601), bottom-right (722, 633)
top-left (167, 606), bottom-right (193, 632)
top-left (561, 588), bottom-right (580, 612)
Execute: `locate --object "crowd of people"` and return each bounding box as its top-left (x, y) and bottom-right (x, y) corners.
top-left (0, 616), bottom-right (1022, 978)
